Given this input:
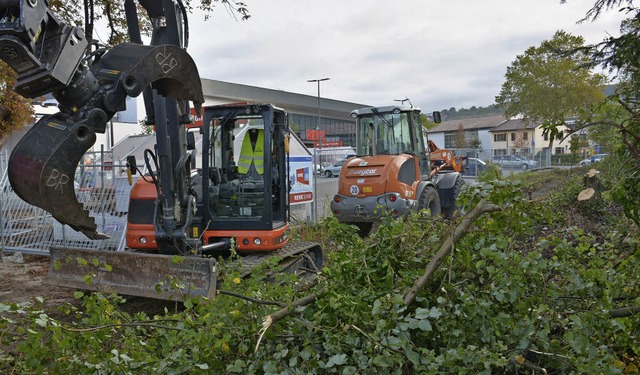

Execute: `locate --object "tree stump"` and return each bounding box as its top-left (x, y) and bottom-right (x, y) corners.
top-left (578, 169), bottom-right (603, 201)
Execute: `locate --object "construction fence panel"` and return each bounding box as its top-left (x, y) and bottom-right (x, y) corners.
top-left (1, 149), bottom-right (141, 256)
top-left (447, 147), bottom-right (553, 178)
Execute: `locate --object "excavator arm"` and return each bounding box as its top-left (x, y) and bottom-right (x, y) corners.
top-left (0, 0), bottom-right (204, 239)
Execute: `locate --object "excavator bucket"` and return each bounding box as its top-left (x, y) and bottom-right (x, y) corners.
top-left (44, 248), bottom-right (218, 301)
top-left (7, 43), bottom-right (204, 239)
top-left (8, 114), bottom-right (107, 239)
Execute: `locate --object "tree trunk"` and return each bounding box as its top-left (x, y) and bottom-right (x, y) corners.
top-left (403, 200), bottom-right (502, 306)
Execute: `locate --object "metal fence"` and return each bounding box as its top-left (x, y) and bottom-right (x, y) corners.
top-left (1, 149), bottom-right (133, 255)
top-left (448, 147), bottom-right (552, 167)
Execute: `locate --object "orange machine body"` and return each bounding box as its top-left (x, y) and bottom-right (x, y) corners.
top-left (126, 177), bottom-right (289, 253)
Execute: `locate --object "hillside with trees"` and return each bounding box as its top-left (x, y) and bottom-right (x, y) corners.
top-left (439, 104), bottom-right (504, 121)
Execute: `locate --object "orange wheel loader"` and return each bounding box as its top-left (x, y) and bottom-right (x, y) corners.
top-left (330, 105), bottom-right (465, 237)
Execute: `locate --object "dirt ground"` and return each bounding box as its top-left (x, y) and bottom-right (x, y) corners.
top-left (0, 252), bottom-right (179, 317)
top-left (0, 254), bottom-right (76, 307)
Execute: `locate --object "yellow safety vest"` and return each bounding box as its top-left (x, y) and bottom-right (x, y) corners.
top-left (237, 129), bottom-right (265, 174)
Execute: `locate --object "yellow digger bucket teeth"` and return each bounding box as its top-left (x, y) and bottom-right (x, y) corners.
top-left (44, 247), bottom-right (217, 301)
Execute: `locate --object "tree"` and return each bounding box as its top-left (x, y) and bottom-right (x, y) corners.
top-left (563, 0), bottom-right (640, 225)
top-left (0, 62), bottom-right (34, 141)
top-left (48, 0), bottom-right (250, 46)
top-left (0, 1), bottom-right (250, 140)
top-left (495, 30), bottom-right (607, 150)
top-left (566, 1), bottom-right (640, 162)
top-left (455, 124), bottom-right (467, 148)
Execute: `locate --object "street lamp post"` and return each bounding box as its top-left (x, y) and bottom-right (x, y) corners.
top-left (307, 77), bottom-right (329, 223)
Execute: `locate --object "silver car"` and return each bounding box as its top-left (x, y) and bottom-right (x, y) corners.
top-left (579, 153), bottom-right (607, 166)
top-left (491, 155), bottom-right (538, 169)
top-left (324, 159), bottom-right (346, 177)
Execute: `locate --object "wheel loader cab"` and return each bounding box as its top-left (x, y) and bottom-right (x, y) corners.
top-left (354, 107), bottom-right (430, 175)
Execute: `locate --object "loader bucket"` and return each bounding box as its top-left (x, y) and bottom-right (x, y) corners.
top-left (44, 247), bottom-right (218, 301)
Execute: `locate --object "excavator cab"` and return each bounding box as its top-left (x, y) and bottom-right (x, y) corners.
top-left (200, 104), bottom-right (290, 252)
top-left (125, 104), bottom-right (291, 253)
top-left (126, 104), bottom-right (291, 253)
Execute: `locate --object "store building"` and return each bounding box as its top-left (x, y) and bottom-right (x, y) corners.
top-left (197, 79), bottom-right (369, 148)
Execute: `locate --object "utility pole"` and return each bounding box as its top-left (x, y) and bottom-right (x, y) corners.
top-left (307, 77), bottom-right (329, 223)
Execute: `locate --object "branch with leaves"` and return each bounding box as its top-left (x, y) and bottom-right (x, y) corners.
top-left (403, 199), bottom-right (502, 306)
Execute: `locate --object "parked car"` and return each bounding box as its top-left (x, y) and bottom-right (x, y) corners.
top-left (324, 159), bottom-right (346, 177)
top-left (579, 153), bottom-right (607, 166)
top-left (491, 155), bottom-right (538, 169)
top-left (463, 158), bottom-right (489, 176)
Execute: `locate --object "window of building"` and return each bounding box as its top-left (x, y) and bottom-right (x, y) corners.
top-left (466, 130), bottom-right (479, 143)
top-left (494, 133), bottom-right (506, 142)
top-left (511, 133), bottom-right (516, 141)
top-left (291, 113), bottom-right (356, 147)
top-left (555, 147), bottom-right (564, 154)
top-left (544, 133), bottom-right (549, 141)
top-left (444, 132), bottom-right (456, 148)
top-left (523, 132), bottom-right (528, 141)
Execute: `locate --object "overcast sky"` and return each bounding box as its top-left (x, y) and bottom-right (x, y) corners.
top-left (139, 1), bottom-right (628, 111)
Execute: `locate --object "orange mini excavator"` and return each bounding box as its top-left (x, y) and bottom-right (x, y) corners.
top-left (0, 0), bottom-right (322, 300)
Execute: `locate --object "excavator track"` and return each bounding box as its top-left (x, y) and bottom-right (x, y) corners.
top-left (235, 240), bottom-right (324, 278)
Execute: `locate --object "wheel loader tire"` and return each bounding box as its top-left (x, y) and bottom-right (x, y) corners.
top-left (418, 186), bottom-right (441, 218)
top-left (442, 177), bottom-right (465, 218)
top-left (354, 222), bottom-right (373, 238)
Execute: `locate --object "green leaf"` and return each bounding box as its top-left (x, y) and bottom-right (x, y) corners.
top-left (417, 319), bottom-right (432, 331)
top-left (414, 307), bottom-right (430, 320)
top-left (171, 255), bottom-right (185, 264)
top-left (428, 307), bottom-right (442, 318)
top-left (325, 353), bottom-right (347, 368)
top-left (76, 257), bottom-right (88, 267)
top-left (184, 299), bottom-right (193, 309)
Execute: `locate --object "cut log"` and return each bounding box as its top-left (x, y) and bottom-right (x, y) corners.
top-left (577, 188), bottom-right (595, 201)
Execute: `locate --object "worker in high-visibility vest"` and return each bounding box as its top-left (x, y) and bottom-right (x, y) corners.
top-left (237, 128), bottom-right (264, 175)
